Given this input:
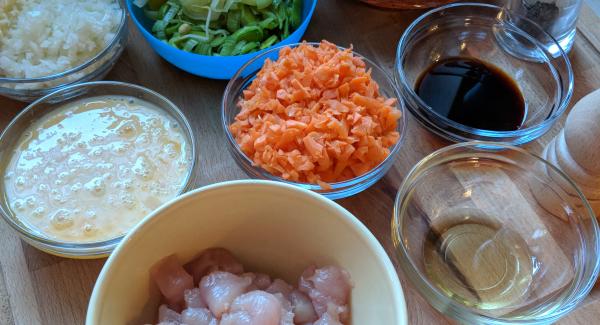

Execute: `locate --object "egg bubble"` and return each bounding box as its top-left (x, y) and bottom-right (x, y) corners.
top-left (32, 207), bottom-right (45, 218)
top-left (147, 117), bottom-right (162, 128)
top-left (25, 196), bottom-right (36, 208)
top-left (12, 199), bottom-right (25, 211)
top-left (38, 184), bottom-right (49, 192)
top-left (15, 176), bottom-right (26, 188)
top-left (84, 177), bottom-right (106, 196)
top-left (82, 224), bottom-right (97, 236)
top-left (52, 195), bottom-right (67, 204)
top-left (50, 209), bottom-right (74, 230)
top-left (89, 147), bottom-right (103, 157)
top-left (85, 210), bottom-right (97, 219)
top-left (113, 142), bottom-right (130, 154)
top-left (58, 172), bottom-right (70, 180)
top-left (117, 121), bottom-right (137, 138)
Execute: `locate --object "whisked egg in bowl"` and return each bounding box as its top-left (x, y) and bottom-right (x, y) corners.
top-left (0, 81), bottom-right (196, 258)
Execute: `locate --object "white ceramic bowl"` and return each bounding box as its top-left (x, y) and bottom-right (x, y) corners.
top-left (86, 180), bottom-right (407, 324)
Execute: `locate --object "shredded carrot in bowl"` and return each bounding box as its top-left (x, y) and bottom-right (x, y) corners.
top-left (229, 40), bottom-right (402, 186)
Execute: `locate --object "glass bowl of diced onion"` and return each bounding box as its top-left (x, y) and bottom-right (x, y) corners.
top-left (0, 0), bottom-right (128, 102)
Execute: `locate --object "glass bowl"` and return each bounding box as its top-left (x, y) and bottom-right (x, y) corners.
top-left (0, 0), bottom-right (128, 103)
top-left (395, 3), bottom-right (573, 145)
top-left (0, 81), bottom-right (197, 258)
top-left (222, 43), bottom-right (407, 200)
top-left (392, 141), bottom-right (600, 324)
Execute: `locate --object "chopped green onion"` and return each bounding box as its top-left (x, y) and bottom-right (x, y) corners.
top-left (183, 39), bottom-right (199, 51)
top-left (195, 42), bottom-right (213, 55)
top-left (232, 40), bottom-right (248, 55)
top-left (232, 25), bottom-right (262, 42)
top-left (259, 17), bottom-right (277, 30)
top-left (158, 3), bottom-right (169, 19)
top-left (240, 41), bottom-right (259, 54)
top-left (240, 5), bottom-right (258, 26)
top-left (165, 22), bottom-right (183, 36)
top-left (260, 34), bottom-right (277, 49)
top-left (220, 37), bottom-right (237, 55)
top-left (163, 3), bottom-right (180, 23)
top-left (210, 35), bottom-right (228, 47)
top-left (289, 0), bottom-right (302, 29)
top-left (144, 0), bottom-right (303, 56)
top-left (226, 9), bottom-right (241, 32)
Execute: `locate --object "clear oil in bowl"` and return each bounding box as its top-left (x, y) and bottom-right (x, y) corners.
top-left (423, 211), bottom-right (535, 311)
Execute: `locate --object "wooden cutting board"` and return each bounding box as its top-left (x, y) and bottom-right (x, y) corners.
top-left (1, 1), bottom-right (600, 324)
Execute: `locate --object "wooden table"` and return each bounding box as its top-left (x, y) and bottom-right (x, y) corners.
top-left (1, 1), bottom-right (600, 324)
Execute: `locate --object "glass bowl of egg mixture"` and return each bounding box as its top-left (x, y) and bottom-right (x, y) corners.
top-left (0, 81), bottom-right (196, 258)
top-left (222, 41), bottom-right (407, 200)
top-left (0, 0), bottom-right (128, 102)
top-left (395, 3), bottom-right (573, 145)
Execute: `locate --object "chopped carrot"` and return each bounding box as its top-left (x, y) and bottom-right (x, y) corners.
top-left (229, 40), bottom-right (402, 186)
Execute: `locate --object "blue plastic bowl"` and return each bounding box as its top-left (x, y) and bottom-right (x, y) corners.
top-left (126, 0), bottom-right (317, 79)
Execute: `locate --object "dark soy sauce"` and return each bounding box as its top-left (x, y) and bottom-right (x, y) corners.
top-left (415, 57), bottom-right (526, 131)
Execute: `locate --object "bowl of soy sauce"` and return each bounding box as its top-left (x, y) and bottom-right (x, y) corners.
top-left (395, 3), bottom-right (573, 145)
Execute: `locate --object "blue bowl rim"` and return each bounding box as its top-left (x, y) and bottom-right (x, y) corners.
top-left (126, 0), bottom-right (318, 60)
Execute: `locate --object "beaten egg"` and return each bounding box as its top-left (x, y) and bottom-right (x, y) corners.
top-left (2, 95), bottom-right (192, 243)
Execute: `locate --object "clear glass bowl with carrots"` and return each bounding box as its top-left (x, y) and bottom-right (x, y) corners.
top-left (221, 41), bottom-right (407, 199)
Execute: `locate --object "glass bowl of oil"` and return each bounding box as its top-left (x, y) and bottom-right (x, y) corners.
top-left (395, 3), bottom-right (573, 145)
top-left (392, 141), bottom-right (600, 324)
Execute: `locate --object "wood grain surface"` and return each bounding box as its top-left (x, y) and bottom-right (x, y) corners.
top-left (1, 1), bottom-right (600, 324)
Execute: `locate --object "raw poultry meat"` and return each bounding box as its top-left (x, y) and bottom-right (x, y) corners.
top-left (149, 248), bottom-right (352, 325)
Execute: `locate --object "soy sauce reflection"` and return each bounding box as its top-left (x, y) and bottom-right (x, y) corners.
top-left (415, 57), bottom-right (525, 131)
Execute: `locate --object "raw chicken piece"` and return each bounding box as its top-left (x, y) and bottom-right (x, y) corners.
top-left (242, 273), bottom-right (258, 291)
top-left (220, 291), bottom-right (283, 325)
top-left (272, 293), bottom-right (295, 325)
top-left (266, 279), bottom-right (293, 297)
top-left (290, 290), bottom-right (318, 323)
top-left (185, 248), bottom-right (244, 284)
top-left (199, 271), bottom-right (252, 317)
top-left (253, 273), bottom-right (272, 290)
top-left (158, 304), bottom-right (181, 323)
top-left (314, 312), bottom-right (343, 325)
top-left (313, 304), bottom-right (346, 325)
top-left (184, 288), bottom-right (206, 309)
top-left (242, 272), bottom-right (274, 292)
top-left (299, 266), bottom-right (353, 318)
top-left (151, 255), bottom-right (194, 309)
top-left (181, 307), bottom-right (218, 325)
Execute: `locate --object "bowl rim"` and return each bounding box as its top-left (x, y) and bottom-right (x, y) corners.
top-left (0, 0), bottom-right (128, 84)
top-left (392, 140), bottom-right (600, 324)
top-left (221, 41), bottom-right (407, 194)
top-left (85, 179), bottom-right (409, 325)
top-left (395, 2), bottom-right (574, 141)
top-left (0, 80), bottom-right (197, 256)
top-left (125, 0), bottom-right (318, 59)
